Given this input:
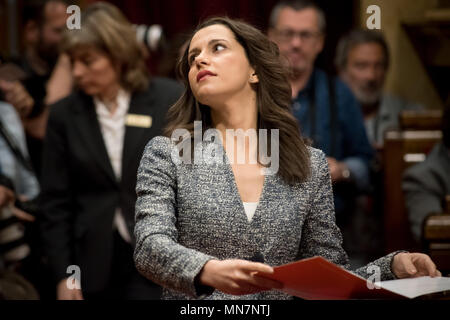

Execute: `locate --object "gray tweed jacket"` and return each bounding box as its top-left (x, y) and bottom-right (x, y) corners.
top-left (134, 136), bottom-right (398, 300)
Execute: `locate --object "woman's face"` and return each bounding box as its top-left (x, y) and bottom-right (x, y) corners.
top-left (70, 46), bottom-right (120, 97)
top-left (187, 24), bottom-right (257, 106)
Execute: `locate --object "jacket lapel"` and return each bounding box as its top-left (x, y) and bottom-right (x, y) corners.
top-left (72, 93), bottom-right (117, 185)
top-left (122, 89), bottom-right (155, 175)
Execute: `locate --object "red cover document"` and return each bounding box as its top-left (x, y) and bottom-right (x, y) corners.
top-left (258, 256), bottom-right (450, 299)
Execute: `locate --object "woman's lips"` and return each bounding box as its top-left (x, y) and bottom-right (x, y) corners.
top-left (197, 70), bottom-right (216, 82)
top-left (77, 80), bottom-right (90, 88)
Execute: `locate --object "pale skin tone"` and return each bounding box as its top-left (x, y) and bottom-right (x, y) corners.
top-left (45, 53), bottom-right (74, 107)
top-left (268, 7), bottom-right (348, 182)
top-left (188, 24), bottom-right (440, 296)
top-left (57, 47), bottom-right (122, 300)
top-left (71, 47), bottom-right (121, 112)
top-left (188, 25), bottom-right (263, 203)
top-left (188, 24), bottom-right (283, 295)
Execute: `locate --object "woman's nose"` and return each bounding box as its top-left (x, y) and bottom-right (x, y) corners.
top-left (194, 52), bottom-right (209, 67)
top-left (72, 60), bottom-right (86, 78)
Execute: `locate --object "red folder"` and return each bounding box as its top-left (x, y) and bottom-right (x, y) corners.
top-left (259, 256), bottom-right (403, 300)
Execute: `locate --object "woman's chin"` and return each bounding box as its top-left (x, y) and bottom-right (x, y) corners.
top-left (79, 86), bottom-right (99, 96)
top-left (195, 91), bottom-right (218, 106)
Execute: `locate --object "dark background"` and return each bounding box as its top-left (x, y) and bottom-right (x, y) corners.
top-left (99, 0), bottom-right (358, 75)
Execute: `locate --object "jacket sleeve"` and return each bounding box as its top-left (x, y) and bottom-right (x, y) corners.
top-left (299, 148), bottom-right (350, 267)
top-left (402, 161), bottom-right (444, 243)
top-left (134, 136), bottom-right (217, 298)
top-left (40, 100), bottom-right (75, 284)
top-left (1, 103), bottom-right (39, 199)
top-left (299, 148), bottom-right (399, 280)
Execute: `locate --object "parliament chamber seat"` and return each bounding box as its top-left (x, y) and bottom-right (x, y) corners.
top-left (382, 110), bottom-right (444, 254)
top-left (423, 195), bottom-right (450, 275)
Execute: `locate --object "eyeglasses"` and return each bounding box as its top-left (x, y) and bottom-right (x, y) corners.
top-left (274, 29), bottom-right (322, 43)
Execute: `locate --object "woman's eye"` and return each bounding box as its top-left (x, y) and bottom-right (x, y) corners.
top-left (188, 54), bottom-right (196, 66)
top-left (214, 44), bottom-right (225, 52)
top-left (83, 57), bottom-right (96, 65)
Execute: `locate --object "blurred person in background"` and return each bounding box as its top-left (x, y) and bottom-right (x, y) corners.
top-left (40, 2), bottom-right (182, 300)
top-left (403, 106), bottom-right (450, 243)
top-left (0, 100), bottom-right (42, 298)
top-left (0, 168), bottom-right (40, 300)
top-left (336, 29), bottom-right (423, 150)
top-left (267, 0), bottom-right (374, 266)
top-left (0, 0), bottom-right (71, 179)
top-left (336, 29), bottom-right (426, 262)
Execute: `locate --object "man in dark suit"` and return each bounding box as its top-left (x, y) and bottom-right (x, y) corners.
top-left (39, 2), bottom-right (182, 299)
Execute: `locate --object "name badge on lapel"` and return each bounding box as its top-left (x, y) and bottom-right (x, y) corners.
top-left (125, 114), bottom-right (152, 128)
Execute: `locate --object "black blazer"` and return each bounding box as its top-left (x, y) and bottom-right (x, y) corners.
top-left (40, 78), bottom-right (182, 293)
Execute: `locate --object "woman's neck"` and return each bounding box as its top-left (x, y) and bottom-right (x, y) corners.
top-left (97, 83), bottom-right (121, 114)
top-left (209, 92), bottom-right (259, 164)
top-left (210, 93), bottom-right (258, 135)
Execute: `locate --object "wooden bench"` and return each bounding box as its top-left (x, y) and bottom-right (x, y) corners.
top-left (423, 195), bottom-right (450, 275)
top-left (400, 109), bottom-right (443, 131)
top-left (382, 130), bottom-right (442, 253)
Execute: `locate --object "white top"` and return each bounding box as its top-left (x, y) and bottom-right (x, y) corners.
top-left (94, 89), bottom-right (132, 243)
top-left (242, 202), bottom-right (258, 222)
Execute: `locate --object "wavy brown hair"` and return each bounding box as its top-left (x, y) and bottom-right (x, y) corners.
top-left (164, 17), bottom-right (310, 184)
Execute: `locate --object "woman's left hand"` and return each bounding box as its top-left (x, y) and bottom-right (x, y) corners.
top-left (392, 252), bottom-right (442, 278)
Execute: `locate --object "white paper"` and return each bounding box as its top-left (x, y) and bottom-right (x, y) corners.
top-left (375, 276), bottom-right (450, 299)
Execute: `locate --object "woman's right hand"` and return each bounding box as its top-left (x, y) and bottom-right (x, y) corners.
top-left (57, 278), bottom-right (84, 300)
top-left (198, 259), bottom-right (283, 295)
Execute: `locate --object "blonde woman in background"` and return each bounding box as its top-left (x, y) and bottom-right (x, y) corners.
top-left (40, 2), bottom-right (181, 300)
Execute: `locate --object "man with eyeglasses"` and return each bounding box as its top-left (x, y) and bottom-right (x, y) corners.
top-left (268, 0), bottom-right (375, 266)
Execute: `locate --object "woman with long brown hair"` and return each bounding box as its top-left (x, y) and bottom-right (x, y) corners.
top-left (134, 17), bottom-right (440, 300)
